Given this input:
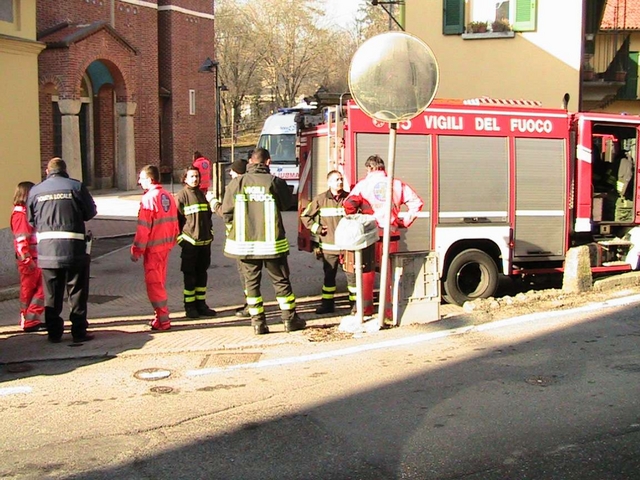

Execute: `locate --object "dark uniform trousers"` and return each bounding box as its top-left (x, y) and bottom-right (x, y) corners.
top-left (321, 252), bottom-right (355, 299)
top-left (41, 257), bottom-right (90, 339)
top-left (239, 256), bottom-right (295, 322)
top-left (180, 242), bottom-right (212, 304)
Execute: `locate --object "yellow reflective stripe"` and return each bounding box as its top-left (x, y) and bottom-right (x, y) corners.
top-left (319, 207), bottom-right (345, 217)
top-left (225, 238), bottom-right (290, 256)
top-left (311, 223), bottom-right (321, 234)
top-left (276, 294), bottom-right (296, 310)
top-left (246, 296), bottom-right (263, 305)
top-left (183, 203), bottom-right (210, 215)
top-left (322, 286), bottom-right (337, 293)
top-left (178, 233), bottom-right (211, 246)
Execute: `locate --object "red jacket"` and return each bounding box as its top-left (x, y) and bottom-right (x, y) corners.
top-left (193, 156), bottom-right (211, 191)
top-left (11, 205), bottom-right (38, 264)
top-left (344, 170), bottom-right (423, 237)
top-left (131, 184), bottom-right (179, 259)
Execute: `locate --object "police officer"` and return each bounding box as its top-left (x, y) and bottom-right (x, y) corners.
top-left (300, 170), bottom-right (356, 314)
top-left (131, 165), bottom-right (179, 331)
top-left (221, 148), bottom-right (305, 335)
top-left (27, 157), bottom-right (97, 343)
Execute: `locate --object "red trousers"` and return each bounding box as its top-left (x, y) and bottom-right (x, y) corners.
top-left (18, 262), bottom-right (44, 330)
top-left (362, 239), bottom-right (399, 318)
top-left (144, 250), bottom-right (171, 327)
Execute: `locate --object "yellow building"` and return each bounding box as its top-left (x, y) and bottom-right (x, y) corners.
top-left (0, 0), bottom-right (44, 230)
top-left (406, 0), bottom-right (639, 113)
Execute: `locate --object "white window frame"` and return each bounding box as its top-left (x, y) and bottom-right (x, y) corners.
top-left (189, 89), bottom-right (196, 115)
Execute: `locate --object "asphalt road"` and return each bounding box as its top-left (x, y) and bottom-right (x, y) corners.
top-left (1, 292), bottom-right (638, 479)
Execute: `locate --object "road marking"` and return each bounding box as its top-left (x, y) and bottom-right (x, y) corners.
top-left (0, 386), bottom-right (33, 396)
top-left (185, 292), bottom-right (640, 377)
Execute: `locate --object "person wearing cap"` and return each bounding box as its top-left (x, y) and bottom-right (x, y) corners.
top-left (175, 166), bottom-right (218, 319)
top-left (192, 150), bottom-right (212, 194)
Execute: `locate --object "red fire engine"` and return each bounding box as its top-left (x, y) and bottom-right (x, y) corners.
top-left (296, 97), bottom-right (640, 305)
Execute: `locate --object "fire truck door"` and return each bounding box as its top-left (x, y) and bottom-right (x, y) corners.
top-left (354, 133), bottom-right (431, 252)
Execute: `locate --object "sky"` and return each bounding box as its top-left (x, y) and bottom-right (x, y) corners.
top-left (323, 0), bottom-right (367, 29)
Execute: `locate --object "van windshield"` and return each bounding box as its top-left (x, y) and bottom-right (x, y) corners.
top-left (257, 134), bottom-right (296, 164)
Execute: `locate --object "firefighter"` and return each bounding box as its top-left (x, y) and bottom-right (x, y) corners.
top-left (300, 170), bottom-right (356, 314)
top-left (192, 150), bottom-right (212, 194)
top-left (221, 147), bottom-right (306, 335)
top-left (27, 157), bottom-right (97, 343)
top-left (11, 181), bottom-right (45, 332)
top-left (344, 154), bottom-right (423, 320)
top-left (131, 165), bottom-right (180, 331)
top-left (176, 166), bottom-right (217, 319)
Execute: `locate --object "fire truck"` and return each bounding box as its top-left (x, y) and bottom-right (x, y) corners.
top-left (297, 97), bottom-right (640, 305)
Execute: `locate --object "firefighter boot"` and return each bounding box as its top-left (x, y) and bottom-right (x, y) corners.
top-left (196, 300), bottom-right (217, 317)
top-left (315, 298), bottom-right (335, 314)
top-left (184, 304), bottom-right (200, 319)
top-left (349, 300), bottom-right (357, 316)
top-left (235, 304), bottom-right (251, 318)
top-left (252, 315), bottom-right (269, 335)
top-left (284, 313), bottom-right (306, 333)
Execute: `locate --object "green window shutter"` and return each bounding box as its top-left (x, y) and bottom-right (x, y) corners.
top-left (443, 0), bottom-right (464, 35)
top-left (513, 0), bottom-right (537, 31)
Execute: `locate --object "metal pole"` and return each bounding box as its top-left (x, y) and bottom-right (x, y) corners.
top-left (215, 69), bottom-right (221, 199)
top-left (377, 122), bottom-right (398, 327)
top-left (354, 250), bottom-right (364, 324)
top-left (231, 106), bottom-right (235, 162)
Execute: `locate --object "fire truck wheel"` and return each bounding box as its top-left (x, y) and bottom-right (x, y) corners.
top-left (443, 249), bottom-right (499, 306)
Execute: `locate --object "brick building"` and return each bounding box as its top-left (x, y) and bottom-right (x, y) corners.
top-left (37, 0), bottom-right (218, 190)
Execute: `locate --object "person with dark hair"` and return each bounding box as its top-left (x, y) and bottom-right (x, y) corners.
top-left (221, 147), bottom-right (305, 335)
top-left (27, 157), bottom-right (97, 343)
top-left (192, 150), bottom-right (212, 194)
top-left (344, 154), bottom-right (423, 320)
top-left (175, 166), bottom-right (217, 319)
top-left (11, 181), bottom-right (45, 332)
top-left (300, 170), bottom-right (356, 314)
top-left (131, 165), bottom-right (179, 331)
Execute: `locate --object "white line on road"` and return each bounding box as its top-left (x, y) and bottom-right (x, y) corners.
top-left (186, 293), bottom-right (640, 377)
top-left (0, 386), bottom-right (33, 396)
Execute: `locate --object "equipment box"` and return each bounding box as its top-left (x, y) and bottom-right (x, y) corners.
top-left (391, 251), bottom-right (440, 326)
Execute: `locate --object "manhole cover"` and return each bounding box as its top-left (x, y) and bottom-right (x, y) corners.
top-left (5, 363), bottom-right (33, 373)
top-left (149, 386), bottom-right (174, 394)
top-left (525, 375), bottom-right (556, 387)
top-left (88, 294), bottom-right (121, 305)
top-left (134, 368), bottom-right (172, 381)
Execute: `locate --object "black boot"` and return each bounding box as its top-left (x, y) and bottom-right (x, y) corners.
top-left (252, 316), bottom-right (269, 335)
top-left (349, 300), bottom-right (357, 315)
top-left (235, 304), bottom-right (251, 318)
top-left (185, 304), bottom-right (200, 319)
top-left (196, 300), bottom-right (217, 317)
top-left (284, 313), bottom-right (306, 333)
top-left (315, 299), bottom-right (335, 314)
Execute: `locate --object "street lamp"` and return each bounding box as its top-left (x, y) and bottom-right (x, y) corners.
top-left (369, 0), bottom-right (405, 30)
top-left (198, 57), bottom-right (226, 198)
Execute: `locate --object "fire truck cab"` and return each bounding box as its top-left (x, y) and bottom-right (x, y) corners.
top-left (297, 98), bottom-right (640, 306)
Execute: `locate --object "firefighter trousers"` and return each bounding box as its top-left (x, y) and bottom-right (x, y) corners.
top-left (180, 243), bottom-right (211, 305)
top-left (17, 262), bottom-right (44, 330)
top-left (41, 259), bottom-right (90, 340)
top-left (144, 250), bottom-right (171, 326)
top-left (321, 252), bottom-right (355, 301)
top-left (361, 239), bottom-right (399, 318)
top-left (239, 256), bottom-right (296, 324)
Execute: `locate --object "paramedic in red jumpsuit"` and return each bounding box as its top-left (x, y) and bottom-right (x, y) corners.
top-left (131, 165), bottom-right (179, 331)
top-left (11, 181), bottom-right (45, 332)
top-left (344, 154), bottom-right (423, 320)
top-left (192, 151), bottom-right (211, 194)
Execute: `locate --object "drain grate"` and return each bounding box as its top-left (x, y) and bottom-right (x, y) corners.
top-left (88, 294), bottom-right (121, 305)
top-left (149, 386), bottom-right (175, 394)
top-left (525, 375), bottom-right (556, 387)
top-left (200, 352), bottom-right (262, 368)
top-left (134, 368), bottom-right (172, 381)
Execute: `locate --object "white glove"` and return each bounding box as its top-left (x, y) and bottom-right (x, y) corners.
top-left (210, 198), bottom-right (221, 211)
top-left (205, 191), bottom-right (215, 202)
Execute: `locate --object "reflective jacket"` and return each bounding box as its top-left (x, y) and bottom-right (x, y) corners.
top-left (300, 189), bottom-right (348, 251)
top-left (193, 156), bottom-right (211, 192)
top-left (27, 172), bottom-right (97, 268)
top-left (344, 170), bottom-right (423, 238)
top-left (131, 184), bottom-right (179, 259)
top-left (221, 162), bottom-right (292, 259)
top-left (11, 205), bottom-right (38, 264)
top-left (176, 185), bottom-right (213, 246)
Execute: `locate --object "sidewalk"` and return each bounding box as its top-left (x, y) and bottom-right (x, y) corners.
top-left (0, 187), bottom-right (464, 364)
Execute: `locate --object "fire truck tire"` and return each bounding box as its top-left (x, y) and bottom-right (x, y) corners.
top-left (443, 249), bottom-right (499, 306)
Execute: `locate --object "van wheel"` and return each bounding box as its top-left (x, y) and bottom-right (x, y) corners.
top-left (443, 249), bottom-right (499, 306)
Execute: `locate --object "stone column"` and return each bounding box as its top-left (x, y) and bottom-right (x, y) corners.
top-left (116, 101), bottom-right (137, 190)
top-left (58, 99), bottom-right (83, 181)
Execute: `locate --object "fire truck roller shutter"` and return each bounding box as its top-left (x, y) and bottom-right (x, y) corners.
top-left (311, 136), bottom-right (330, 199)
top-left (438, 135), bottom-right (507, 304)
top-left (514, 138), bottom-right (566, 260)
top-left (355, 133), bottom-right (432, 252)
